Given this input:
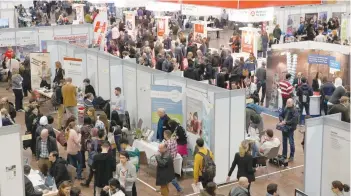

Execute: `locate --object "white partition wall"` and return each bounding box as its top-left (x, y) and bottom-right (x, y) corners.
top-left (0, 125), bottom-right (25, 196)
top-left (97, 53), bottom-right (111, 100)
top-left (123, 60), bottom-right (138, 128)
top-left (86, 50), bottom-right (98, 90)
top-left (304, 115), bottom-right (348, 196)
top-left (74, 47), bottom-right (88, 82)
top-left (110, 58), bottom-right (124, 106)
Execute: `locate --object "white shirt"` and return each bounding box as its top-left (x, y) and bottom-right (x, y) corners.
top-left (314, 34), bottom-right (326, 42)
top-left (260, 137), bottom-right (281, 156)
top-left (112, 26), bottom-right (120, 39)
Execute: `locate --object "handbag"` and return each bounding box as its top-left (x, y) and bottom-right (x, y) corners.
top-left (242, 69), bottom-right (249, 77)
top-left (276, 124), bottom-right (289, 133)
top-left (56, 130), bottom-right (67, 147)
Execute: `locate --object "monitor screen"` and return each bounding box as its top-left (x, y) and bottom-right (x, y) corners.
top-left (0, 18), bottom-right (9, 28)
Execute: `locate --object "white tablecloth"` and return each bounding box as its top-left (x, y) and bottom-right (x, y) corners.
top-left (36, 88), bottom-right (53, 98)
top-left (133, 140), bottom-right (183, 175)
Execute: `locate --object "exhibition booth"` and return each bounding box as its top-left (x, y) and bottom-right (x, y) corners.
top-left (304, 114), bottom-right (350, 196)
top-left (266, 41), bottom-right (350, 113)
top-left (44, 40), bottom-right (247, 184)
top-left (0, 24), bottom-right (94, 60)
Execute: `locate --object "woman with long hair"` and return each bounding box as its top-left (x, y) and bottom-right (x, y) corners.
top-left (168, 119), bottom-right (188, 156)
top-left (57, 181), bottom-right (72, 196)
top-left (101, 178), bottom-right (126, 196)
top-left (98, 112), bottom-right (110, 134)
top-left (65, 116), bottom-right (83, 180)
top-left (20, 57), bottom-right (32, 97)
top-left (80, 116), bottom-right (92, 169)
top-left (332, 181), bottom-right (350, 196)
top-left (53, 61), bottom-right (65, 85)
top-left (226, 140), bottom-right (257, 195)
top-left (87, 107), bottom-right (97, 125)
top-left (312, 72), bottom-right (322, 92)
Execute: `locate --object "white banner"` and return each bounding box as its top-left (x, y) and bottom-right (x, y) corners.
top-left (0, 31), bottom-right (37, 47)
top-left (63, 57), bottom-right (83, 85)
top-left (124, 11), bottom-right (135, 39)
top-left (181, 4), bottom-right (222, 16)
top-left (30, 53), bottom-right (50, 89)
top-left (228, 7), bottom-right (274, 22)
top-left (73, 4), bottom-right (85, 24)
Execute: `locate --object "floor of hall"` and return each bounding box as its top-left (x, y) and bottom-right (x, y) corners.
top-left (1, 79), bottom-right (304, 196)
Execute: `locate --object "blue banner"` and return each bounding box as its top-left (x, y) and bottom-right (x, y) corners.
top-left (308, 54), bottom-right (335, 65)
top-left (151, 85), bottom-right (183, 140)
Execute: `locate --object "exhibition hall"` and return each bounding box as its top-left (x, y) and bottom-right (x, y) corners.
top-left (0, 0), bottom-right (349, 196)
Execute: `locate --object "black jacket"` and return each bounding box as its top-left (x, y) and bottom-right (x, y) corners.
top-left (184, 67), bottom-right (200, 81)
top-left (21, 67), bottom-right (31, 87)
top-left (279, 107), bottom-right (298, 131)
top-left (92, 153), bottom-right (116, 188)
top-left (35, 124), bottom-right (56, 139)
top-left (211, 54), bottom-right (221, 67)
top-left (55, 86), bottom-right (63, 105)
top-left (296, 83), bottom-right (313, 104)
top-left (49, 157), bottom-right (70, 187)
top-left (25, 175), bottom-right (43, 196)
top-left (53, 68), bottom-right (65, 84)
top-left (36, 136), bottom-right (58, 160)
top-left (312, 79), bottom-right (320, 92)
top-left (156, 58), bottom-right (165, 71)
top-left (223, 56), bottom-right (233, 73)
top-left (328, 104), bottom-right (350, 123)
top-left (329, 86), bottom-right (346, 104)
top-left (228, 152), bottom-right (256, 182)
top-left (156, 152), bottom-right (175, 186)
top-left (85, 84), bottom-right (96, 97)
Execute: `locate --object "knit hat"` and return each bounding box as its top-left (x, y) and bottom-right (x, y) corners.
top-left (39, 116), bottom-right (48, 126)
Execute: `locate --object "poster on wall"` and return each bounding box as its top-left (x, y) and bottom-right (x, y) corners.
top-left (201, 99), bottom-right (213, 148)
top-left (186, 97), bottom-right (203, 135)
top-left (319, 11), bottom-right (328, 23)
top-left (63, 57), bottom-right (83, 85)
top-left (29, 52), bottom-right (51, 90)
top-left (151, 85), bottom-right (183, 135)
top-left (286, 14), bottom-right (301, 35)
top-left (41, 34), bottom-right (88, 52)
top-left (157, 18), bottom-right (166, 37)
top-left (266, 49), bottom-right (350, 109)
top-left (241, 30), bottom-right (254, 53)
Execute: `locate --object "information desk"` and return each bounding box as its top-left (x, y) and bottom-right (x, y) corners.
top-left (27, 170), bottom-right (58, 196)
top-left (133, 139), bottom-right (183, 175)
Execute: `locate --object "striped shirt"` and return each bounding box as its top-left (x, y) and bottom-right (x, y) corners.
top-left (279, 80), bottom-right (293, 99)
top-left (165, 139), bottom-right (178, 160)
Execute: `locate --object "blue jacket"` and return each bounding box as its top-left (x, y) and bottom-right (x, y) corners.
top-left (156, 114), bottom-right (171, 141)
top-left (320, 82), bottom-right (336, 98)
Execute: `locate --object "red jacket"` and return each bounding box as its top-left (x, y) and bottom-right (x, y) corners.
top-left (5, 50), bottom-right (13, 59)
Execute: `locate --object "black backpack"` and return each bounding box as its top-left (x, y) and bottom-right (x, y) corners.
top-left (198, 150), bottom-right (216, 181)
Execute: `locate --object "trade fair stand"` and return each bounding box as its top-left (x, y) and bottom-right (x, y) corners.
top-left (44, 40), bottom-right (247, 184)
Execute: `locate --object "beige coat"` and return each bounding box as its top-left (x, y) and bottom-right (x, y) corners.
top-left (38, 67), bottom-right (52, 84)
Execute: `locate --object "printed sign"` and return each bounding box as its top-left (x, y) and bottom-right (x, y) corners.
top-left (157, 18), bottom-right (166, 37)
top-left (308, 54), bottom-right (335, 65)
top-left (241, 30), bottom-right (254, 53)
top-left (229, 7), bottom-right (274, 22)
top-left (63, 57), bottom-right (83, 85)
top-left (29, 52), bottom-right (51, 89)
top-left (329, 60), bottom-right (341, 74)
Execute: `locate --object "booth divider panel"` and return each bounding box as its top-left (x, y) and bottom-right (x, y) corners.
top-left (53, 25), bottom-right (72, 35)
top-left (66, 45), bottom-right (75, 58)
top-left (72, 25), bottom-right (90, 35)
top-left (0, 9), bottom-right (15, 28)
top-left (46, 41), bottom-right (59, 82)
top-left (109, 59), bottom-right (124, 106)
top-left (0, 30), bottom-right (16, 46)
top-left (74, 48), bottom-right (88, 82)
top-left (16, 29), bottom-right (38, 46)
top-left (86, 51), bottom-right (98, 90)
top-left (213, 92), bottom-right (231, 184)
top-left (123, 62), bottom-right (138, 129)
top-left (57, 42), bottom-right (67, 63)
top-left (153, 74), bottom-right (169, 86)
top-left (97, 55), bottom-right (111, 100)
top-left (321, 120), bottom-right (350, 196)
top-left (136, 69), bottom-right (153, 130)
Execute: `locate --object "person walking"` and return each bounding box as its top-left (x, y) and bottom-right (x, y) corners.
top-left (278, 98), bottom-right (298, 162)
top-left (116, 151), bottom-right (137, 196)
top-left (255, 62), bottom-right (267, 106)
top-left (296, 77), bottom-right (313, 122)
top-left (49, 151), bottom-right (70, 188)
top-left (11, 69), bottom-right (24, 112)
top-left (62, 77), bottom-right (78, 119)
top-left (193, 138), bottom-right (215, 189)
top-left (156, 143), bottom-right (175, 196)
top-left (93, 141), bottom-right (116, 196)
top-left (65, 117), bottom-right (83, 180)
top-left (36, 129), bottom-right (58, 171)
top-left (227, 141), bottom-right (256, 194)
top-left (273, 25), bottom-right (282, 44)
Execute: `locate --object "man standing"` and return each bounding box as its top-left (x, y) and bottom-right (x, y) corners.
top-left (273, 24), bottom-right (282, 44)
top-left (36, 129), bottom-right (58, 171)
top-left (320, 76), bottom-right (335, 115)
top-left (156, 108), bottom-right (171, 142)
top-left (278, 98), bottom-right (298, 162)
top-left (193, 138), bottom-right (215, 188)
top-left (49, 151), bottom-right (70, 188)
top-left (279, 73), bottom-right (294, 109)
top-left (296, 77), bottom-right (313, 120)
top-left (266, 183), bottom-right (279, 196)
top-left (93, 141), bottom-right (116, 196)
top-left (112, 87), bottom-right (125, 122)
top-left (292, 72), bottom-right (303, 90)
top-left (156, 143), bottom-right (175, 196)
top-left (164, 130), bottom-right (183, 195)
top-left (229, 177), bottom-right (250, 196)
top-left (62, 77), bottom-right (78, 119)
top-left (255, 62), bottom-right (267, 106)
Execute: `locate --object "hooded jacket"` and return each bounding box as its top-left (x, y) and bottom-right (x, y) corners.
top-left (230, 186), bottom-right (249, 196)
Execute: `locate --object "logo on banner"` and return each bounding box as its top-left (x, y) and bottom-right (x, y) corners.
top-left (241, 31), bottom-right (254, 53)
top-left (250, 11), bottom-right (255, 16)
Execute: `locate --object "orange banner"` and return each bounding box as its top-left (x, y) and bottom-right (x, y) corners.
top-left (194, 24), bottom-right (204, 34)
top-left (157, 19), bottom-right (166, 37)
top-left (241, 31), bottom-right (254, 53)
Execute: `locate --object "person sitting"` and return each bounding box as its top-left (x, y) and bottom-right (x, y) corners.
top-left (24, 165), bottom-right (47, 196)
top-left (328, 96), bottom-right (350, 123)
top-left (38, 163), bottom-right (55, 188)
top-left (83, 78), bottom-right (96, 97)
top-left (252, 129), bottom-right (281, 158)
top-left (84, 93), bottom-right (94, 113)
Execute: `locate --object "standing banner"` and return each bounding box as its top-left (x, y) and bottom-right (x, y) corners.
top-left (124, 11), bottom-right (136, 39)
top-left (63, 57), bottom-right (83, 85)
top-left (151, 85), bottom-right (183, 137)
top-left (340, 14), bottom-right (348, 42)
top-left (73, 4), bottom-right (85, 24)
top-left (29, 53), bottom-right (50, 90)
top-left (194, 22), bottom-right (207, 42)
top-left (93, 6), bottom-right (108, 50)
top-left (157, 18), bottom-right (166, 37)
top-left (241, 30), bottom-right (254, 53)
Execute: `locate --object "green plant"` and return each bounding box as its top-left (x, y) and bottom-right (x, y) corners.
top-left (135, 128), bottom-right (142, 139)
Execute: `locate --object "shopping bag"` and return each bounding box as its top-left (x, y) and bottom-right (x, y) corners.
top-left (191, 182), bottom-right (204, 193)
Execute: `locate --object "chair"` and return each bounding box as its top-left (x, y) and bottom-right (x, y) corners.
top-left (256, 146), bottom-right (281, 179)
